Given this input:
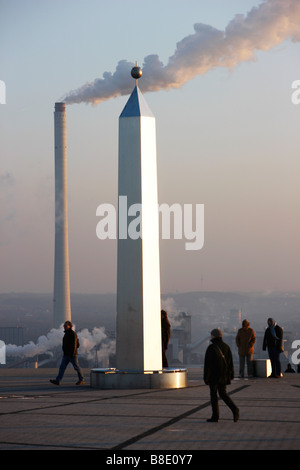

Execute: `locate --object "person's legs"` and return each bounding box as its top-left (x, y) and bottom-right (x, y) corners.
top-left (208, 384), bottom-right (219, 421)
top-left (268, 348), bottom-right (274, 376)
top-left (246, 354), bottom-right (254, 377)
top-left (268, 347), bottom-right (279, 377)
top-left (162, 347), bottom-right (168, 367)
top-left (56, 355), bottom-right (70, 382)
top-left (218, 384), bottom-right (239, 422)
top-left (271, 349), bottom-right (281, 377)
top-left (239, 355), bottom-right (245, 377)
top-left (275, 351), bottom-right (281, 376)
top-left (70, 356), bottom-right (84, 382)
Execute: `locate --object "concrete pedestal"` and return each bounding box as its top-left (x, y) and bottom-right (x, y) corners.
top-left (90, 368), bottom-right (187, 389)
top-left (253, 359), bottom-right (272, 377)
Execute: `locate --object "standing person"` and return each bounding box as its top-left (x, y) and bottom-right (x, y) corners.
top-left (235, 319), bottom-right (256, 378)
top-left (262, 318), bottom-right (283, 378)
top-left (204, 328), bottom-right (239, 422)
top-left (161, 310), bottom-right (171, 368)
top-left (50, 321), bottom-right (85, 385)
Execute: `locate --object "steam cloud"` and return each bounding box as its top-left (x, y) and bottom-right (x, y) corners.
top-left (63, 0), bottom-right (300, 105)
top-left (5, 301), bottom-right (180, 361)
top-left (162, 297), bottom-right (185, 328)
top-left (6, 326), bottom-right (116, 362)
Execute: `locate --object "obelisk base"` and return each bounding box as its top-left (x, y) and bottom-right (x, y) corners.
top-left (90, 368), bottom-right (188, 389)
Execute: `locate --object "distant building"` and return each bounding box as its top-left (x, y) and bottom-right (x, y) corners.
top-left (0, 327), bottom-right (24, 346)
top-left (168, 312), bottom-right (192, 364)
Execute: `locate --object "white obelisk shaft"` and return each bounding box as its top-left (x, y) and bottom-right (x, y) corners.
top-left (53, 102), bottom-right (71, 329)
top-left (116, 86), bottom-right (162, 371)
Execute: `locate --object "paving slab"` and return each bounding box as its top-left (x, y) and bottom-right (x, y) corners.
top-left (0, 367), bottom-right (299, 454)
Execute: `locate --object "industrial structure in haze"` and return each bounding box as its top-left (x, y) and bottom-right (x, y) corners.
top-left (53, 102), bottom-right (72, 329)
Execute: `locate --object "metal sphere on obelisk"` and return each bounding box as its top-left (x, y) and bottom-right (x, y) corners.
top-left (131, 65), bottom-right (142, 80)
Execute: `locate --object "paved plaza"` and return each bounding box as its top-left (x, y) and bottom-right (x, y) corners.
top-left (0, 367), bottom-right (299, 452)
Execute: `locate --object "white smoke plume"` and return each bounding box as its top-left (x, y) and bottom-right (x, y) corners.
top-left (77, 327), bottom-right (116, 361)
top-left (63, 0), bottom-right (300, 105)
top-left (6, 328), bottom-right (63, 358)
top-left (162, 297), bottom-right (184, 327)
top-left (6, 326), bottom-right (116, 362)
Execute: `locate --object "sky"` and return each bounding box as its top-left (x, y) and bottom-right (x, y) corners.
top-left (1, 0), bottom-right (300, 295)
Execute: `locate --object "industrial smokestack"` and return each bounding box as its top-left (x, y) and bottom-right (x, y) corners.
top-left (53, 102), bottom-right (71, 329)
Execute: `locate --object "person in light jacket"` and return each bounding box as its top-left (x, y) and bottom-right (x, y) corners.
top-left (235, 319), bottom-right (256, 378)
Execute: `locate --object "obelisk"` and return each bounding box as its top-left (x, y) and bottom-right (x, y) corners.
top-left (116, 66), bottom-right (162, 371)
top-left (90, 68), bottom-right (187, 388)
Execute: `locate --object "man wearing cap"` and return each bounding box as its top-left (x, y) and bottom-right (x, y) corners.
top-left (204, 328), bottom-right (239, 422)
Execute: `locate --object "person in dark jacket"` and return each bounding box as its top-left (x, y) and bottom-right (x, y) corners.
top-left (204, 328), bottom-right (239, 422)
top-left (50, 321), bottom-right (84, 385)
top-left (161, 310), bottom-right (171, 367)
top-left (262, 318), bottom-right (283, 378)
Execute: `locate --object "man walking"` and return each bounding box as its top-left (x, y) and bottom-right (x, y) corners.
top-left (50, 321), bottom-right (85, 385)
top-left (204, 328), bottom-right (239, 422)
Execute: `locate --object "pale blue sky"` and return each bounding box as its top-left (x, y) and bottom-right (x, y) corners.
top-left (1, 0), bottom-right (299, 294)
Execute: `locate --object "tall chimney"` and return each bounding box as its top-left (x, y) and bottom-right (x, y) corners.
top-left (53, 102), bottom-right (71, 328)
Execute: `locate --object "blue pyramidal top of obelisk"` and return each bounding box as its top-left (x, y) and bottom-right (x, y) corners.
top-left (120, 85), bottom-right (154, 118)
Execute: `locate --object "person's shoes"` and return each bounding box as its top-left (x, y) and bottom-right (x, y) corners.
top-left (233, 408), bottom-right (240, 422)
top-left (206, 417), bottom-right (219, 422)
top-left (76, 380), bottom-right (85, 385)
top-left (50, 379), bottom-right (59, 385)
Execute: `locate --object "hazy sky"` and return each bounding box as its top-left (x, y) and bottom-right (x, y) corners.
top-left (1, 0), bottom-right (300, 295)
